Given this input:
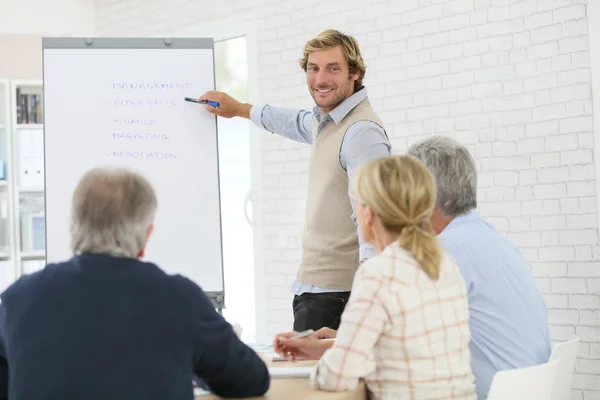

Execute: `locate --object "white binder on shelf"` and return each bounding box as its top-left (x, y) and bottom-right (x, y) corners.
top-left (20, 212), bottom-right (45, 252)
top-left (31, 128), bottom-right (44, 189)
top-left (0, 195), bottom-right (8, 254)
top-left (17, 129), bottom-right (44, 191)
top-left (17, 129), bottom-right (33, 189)
top-left (0, 261), bottom-right (13, 293)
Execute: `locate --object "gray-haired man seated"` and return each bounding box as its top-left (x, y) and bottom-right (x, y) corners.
top-left (408, 136), bottom-right (551, 399)
top-left (0, 167), bottom-right (269, 400)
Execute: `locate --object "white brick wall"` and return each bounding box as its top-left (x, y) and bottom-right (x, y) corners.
top-left (0, 0), bottom-right (94, 35)
top-left (94, 0), bottom-right (599, 397)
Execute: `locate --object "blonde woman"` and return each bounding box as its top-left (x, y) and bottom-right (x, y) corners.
top-left (274, 155), bottom-right (476, 399)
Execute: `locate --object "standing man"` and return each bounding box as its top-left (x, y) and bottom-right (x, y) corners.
top-left (199, 29), bottom-right (391, 331)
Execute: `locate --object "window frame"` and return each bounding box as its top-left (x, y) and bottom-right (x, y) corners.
top-left (589, 2), bottom-right (600, 234)
top-left (169, 14), bottom-right (267, 343)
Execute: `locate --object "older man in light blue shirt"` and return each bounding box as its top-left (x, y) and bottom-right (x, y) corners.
top-left (408, 136), bottom-right (551, 400)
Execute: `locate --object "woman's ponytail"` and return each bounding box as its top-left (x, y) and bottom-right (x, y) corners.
top-left (352, 155), bottom-right (444, 281)
top-left (397, 224), bottom-right (442, 280)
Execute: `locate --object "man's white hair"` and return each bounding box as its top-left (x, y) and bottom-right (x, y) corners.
top-left (408, 136), bottom-right (477, 217)
top-left (70, 167), bottom-right (157, 258)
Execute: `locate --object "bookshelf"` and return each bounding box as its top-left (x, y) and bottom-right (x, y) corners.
top-left (0, 80), bottom-right (17, 292)
top-left (8, 80), bottom-right (46, 285)
top-left (0, 81), bottom-right (11, 263)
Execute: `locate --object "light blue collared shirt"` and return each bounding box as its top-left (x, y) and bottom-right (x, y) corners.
top-left (439, 209), bottom-right (551, 400)
top-left (249, 88), bottom-right (391, 294)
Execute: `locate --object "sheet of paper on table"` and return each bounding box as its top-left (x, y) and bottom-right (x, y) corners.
top-left (194, 387), bottom-right (211, 396)
top-left (268, 366), bottom-right (313, 378)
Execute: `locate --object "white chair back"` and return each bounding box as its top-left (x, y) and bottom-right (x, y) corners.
top-left (548, 336), bottom-right (579, 400)
top-left (487, 360), bottom-right (558, 400)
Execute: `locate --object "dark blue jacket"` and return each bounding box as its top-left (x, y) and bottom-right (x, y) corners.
top-left (0, 253), bottom-right (270, 399)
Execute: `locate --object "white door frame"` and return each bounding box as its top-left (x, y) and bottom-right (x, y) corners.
top-left (589, 2), bottom-right (600, 236)
top-left (170, 14), bottom-right (268, 343)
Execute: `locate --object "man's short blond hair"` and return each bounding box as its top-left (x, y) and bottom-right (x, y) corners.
top-left (299, 29), bottom-right (367, 91)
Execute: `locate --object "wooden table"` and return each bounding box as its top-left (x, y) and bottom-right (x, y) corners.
top-left (198, 359), bottom-right (366, 400)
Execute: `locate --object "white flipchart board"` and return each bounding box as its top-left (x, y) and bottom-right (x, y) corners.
top-left (41, 38), bottom-right (225, 307)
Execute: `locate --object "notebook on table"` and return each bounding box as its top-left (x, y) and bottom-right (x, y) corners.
top-left (268, 366), bottom-right (313, 378)
top-left (193, 376), bottom-right (211, 396)
top-left (193, 387), bottom-right (211, 396)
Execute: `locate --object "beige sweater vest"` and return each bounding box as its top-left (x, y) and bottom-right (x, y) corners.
top-left (296, 98), bottom-right (385, 291)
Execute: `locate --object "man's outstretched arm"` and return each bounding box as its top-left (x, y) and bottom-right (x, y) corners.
top-left (199, 90), bottom-right (313, 144)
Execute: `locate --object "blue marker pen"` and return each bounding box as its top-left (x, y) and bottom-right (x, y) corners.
top-left (184, 97), bottom-right (219, 108)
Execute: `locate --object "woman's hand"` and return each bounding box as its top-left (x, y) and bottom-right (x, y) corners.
top-left (272, 328), bottom-right (337, 360)
top-left (272, 331), bottom-right (296, 355)
top-left (272, 328), bottom-right (337, 352)
top-left (313, 327), bottom-right (337, 339)
top-left (277, 336), bottom-right (331, 360)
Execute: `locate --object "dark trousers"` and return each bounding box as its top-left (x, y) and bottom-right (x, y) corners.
top-left (292, 292), bottom-right (351, 332)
